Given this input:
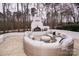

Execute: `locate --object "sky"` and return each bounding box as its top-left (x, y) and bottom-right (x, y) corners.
top-left (0, 3), bottom-right (23, 13)
top-left (0, 3), bottom-right (2, 12)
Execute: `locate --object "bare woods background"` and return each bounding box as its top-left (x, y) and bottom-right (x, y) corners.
top-left (0, 3), bottom-right (79, 34)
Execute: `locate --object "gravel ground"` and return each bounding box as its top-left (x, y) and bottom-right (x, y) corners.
top-left (0, 30), bottom-right (79, 56)
top-left (0, 35), bottom-right (26, 56)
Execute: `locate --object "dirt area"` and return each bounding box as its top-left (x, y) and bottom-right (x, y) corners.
top-left (0, 35), bottom-right (26, 56)
top-left (0, 32), bottom-right (79, 56)
top-left (73, 39), bottom-right (79, 56)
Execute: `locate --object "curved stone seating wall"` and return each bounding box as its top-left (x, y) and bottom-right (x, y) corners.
top-left (23, 39), bottom-right (69, 56)
top-left (24, 31), bottom-right (74, 56)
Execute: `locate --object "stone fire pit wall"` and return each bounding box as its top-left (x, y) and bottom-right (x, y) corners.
top-left (23, 31), bottom-right (74, 56)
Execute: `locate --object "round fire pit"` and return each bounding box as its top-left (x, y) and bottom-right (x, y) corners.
top-left (23, 31), bottom-right (74, 56)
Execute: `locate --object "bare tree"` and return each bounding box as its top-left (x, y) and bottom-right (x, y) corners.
top-left (17, 3), bottom-right (20, 31)
top-left (2, 3), bottom-right (6, 33)
top-left (6, 3), bottom-right (11, 32)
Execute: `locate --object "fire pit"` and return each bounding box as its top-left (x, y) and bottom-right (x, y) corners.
top-left (23, 30), bottom-right (74, 56)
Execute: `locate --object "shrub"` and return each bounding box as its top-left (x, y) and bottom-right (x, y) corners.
top-left (61, 24), bottom-right (79, 32)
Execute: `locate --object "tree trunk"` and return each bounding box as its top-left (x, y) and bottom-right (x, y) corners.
top-left (21, 3), bottom-right (25, 31)
top-left (17, 3), bottom-right (20, 32)
top-left (2, 3), bottom-right (6, 33)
